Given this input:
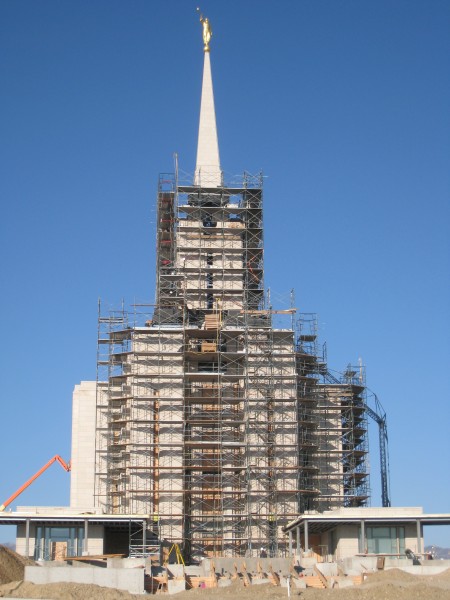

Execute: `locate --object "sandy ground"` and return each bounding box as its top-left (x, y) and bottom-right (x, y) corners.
top-left (1, 546), bottom-right (450, 599)
top-left (175, 570), bottom-right (450, 600)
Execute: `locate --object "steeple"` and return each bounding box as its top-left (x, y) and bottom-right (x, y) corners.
top-left (195, 13), bottom-right (221, 187)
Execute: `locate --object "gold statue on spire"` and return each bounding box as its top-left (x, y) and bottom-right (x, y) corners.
top-left (197, 8), bottom-right (212, 52)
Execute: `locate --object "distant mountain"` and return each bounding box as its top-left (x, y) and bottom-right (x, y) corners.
top-left (425, 545), bottom-right (450, 560)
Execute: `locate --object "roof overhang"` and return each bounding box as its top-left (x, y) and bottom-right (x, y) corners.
top-left (283, 509), bottom-right (450, 534)
top-left (0, 513), bottom-right (150, 528)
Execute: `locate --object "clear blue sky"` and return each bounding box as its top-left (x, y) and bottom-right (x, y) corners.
top-left (1, 1), bottom-right (449, 546)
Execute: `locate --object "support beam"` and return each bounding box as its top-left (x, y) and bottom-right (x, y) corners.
top-left (84, 518), bottom-right (89, 554)
top-left (143, 519), bottom-right (147, 554)
top-left (416, 519), bottom-right (422, 554)
top-left (360, 520), bottom-right (366, 554)
top-left (25, 518), bottom-right (30, 558)
top-left (304, 520), bottom-right (309, 552)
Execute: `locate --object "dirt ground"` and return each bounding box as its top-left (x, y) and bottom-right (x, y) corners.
top-left (0, 547), bottom-right (35, 586)
top-left (175, 570), bottom-right (450, 600)
top-left (1, 546), bottom-right (450, 599)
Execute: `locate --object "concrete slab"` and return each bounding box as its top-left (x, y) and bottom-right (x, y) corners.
top-left (300, 556), bottom-right (319, 568)
top-left (185, 565), bottom-right (202, 576)
top-left (167, 564), bottom-right (184, 578)
top-left (204, 557), bottom-right (292, 576)
top-left (316, 563), bottom-right (338, 576)
top-left (252, 578), bottom-right (271, 585)
top-left (25, 565), bottom-right (145, 595)
top-left (167, 578), bottom-right (186, 594)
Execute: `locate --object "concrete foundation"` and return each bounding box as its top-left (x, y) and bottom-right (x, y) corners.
top-left (339, 556), bottom-right (450, 577)
top-left (25, 565), bottom-right (145, 595)
top-left (204, 556), bottom-right (292, 576)
top-left (167, 578), bottom-right (186, 594)
top-left (252, 578), bottom-right (271, 585)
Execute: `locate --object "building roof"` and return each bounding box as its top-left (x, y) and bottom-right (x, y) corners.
top-left (0, 508), bottom-right (150, 528)
top-left (283, 507), bottom-right (450, 534)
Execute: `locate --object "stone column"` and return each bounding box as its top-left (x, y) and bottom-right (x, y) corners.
top-left (304, 520), bottom-right (309, 552)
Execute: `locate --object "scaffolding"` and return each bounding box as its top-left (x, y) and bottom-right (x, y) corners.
top-left (94, 173), bottom-right (373, 559)
top-left (296, 314), bottom-right (370, 511)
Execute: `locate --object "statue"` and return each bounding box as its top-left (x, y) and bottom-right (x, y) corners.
top-left (197, 8), bottom-right (212, 52)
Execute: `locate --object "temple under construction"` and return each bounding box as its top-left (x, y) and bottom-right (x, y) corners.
top-left (67, 19), bottom-right (392, 561)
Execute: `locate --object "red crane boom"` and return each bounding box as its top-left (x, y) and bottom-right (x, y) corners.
top-left (0, 455), bottom-right (71, 512)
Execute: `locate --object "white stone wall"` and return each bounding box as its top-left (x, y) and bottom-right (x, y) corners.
top-left (70, 381), bottom-right (97, 508)
top-left (85, 524), bottom-right (104, 555)
top-left (16, 522), bottom-right (36, 558)
top-left (335, 524), bottom-right (360, 558)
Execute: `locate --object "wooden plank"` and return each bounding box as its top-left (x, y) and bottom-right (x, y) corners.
top-left (268, 564), bottom-right (280, 586)
top-left (242, 561), bottom-right (251, 586)
top-left (313, 565), bottom-right (329, 589)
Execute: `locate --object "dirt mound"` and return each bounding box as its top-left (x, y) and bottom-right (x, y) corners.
top-left (0, 581), bottom-right (144, 599)
top-left (171, 573), bottom-right (450, 600)
top-left (358, 567), bottom-right (450, 594)
top-left (170, 579), bottom-right (450, 600)
top-left (0, 546), bottom-right (35, 585)
top-left (1, 561), bottom-right (450, 600)
top-left (361, 567), bottom-right (420, 585)
top-left (317, 584), bottom-right (450, 599)
top-left (0, 578), bottom-right (450, 600)
top-left (434, 567), bottom-right (450, 581)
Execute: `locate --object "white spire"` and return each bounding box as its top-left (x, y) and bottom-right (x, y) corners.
top-left (194, 29), bottom-right (221, 187)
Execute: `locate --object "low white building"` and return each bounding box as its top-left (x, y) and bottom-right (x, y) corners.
top-left (284, 507), bottom-right (450, 561)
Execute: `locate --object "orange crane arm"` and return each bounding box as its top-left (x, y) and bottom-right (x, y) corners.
top-left (0, 455), bottom-right (71, 512)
